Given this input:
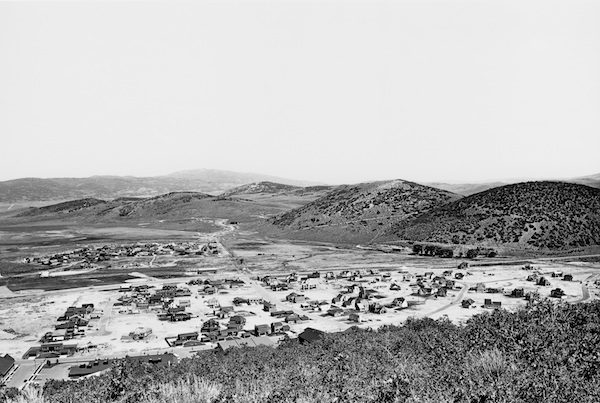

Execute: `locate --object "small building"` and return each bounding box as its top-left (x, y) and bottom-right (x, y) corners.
top-left (550, 288), bottom-right (565, 298)
top-left (510, 288), bottom-right (525, 298)
top-left (254, 324), bottom-right (271, 336)
top-left (263, 301), bottom-right (277, 312)
top-left (271, 322), bottom-right (285, 333)
top-left (349, 313), bottom-right (361, 323)
top-left (176, 332), bottom-right (199, 342)
top-left (327, 307), bottom-right (344, 317)
top-left (483, 299), bottom-right (502, 309)
top-left (435, 288), bottom-right (448, 297)
top-left (298, 327), bottom-right (325, 344)
top-left (461, 299), bottom-right (474, 308)
top-left (563, 274), bottom-right (573, 281)
top-left (392, 297), bottom-right (408, 309)
top-left (537, 277), bottom-right (551, 286)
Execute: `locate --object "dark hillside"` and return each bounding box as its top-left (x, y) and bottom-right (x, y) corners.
top-left (270, 180), bottom-right (460, 242)
top-left (390, 181), bottom-right (600, 249)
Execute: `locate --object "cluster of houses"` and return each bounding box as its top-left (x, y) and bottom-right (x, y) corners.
top-left (24, 241), bottom-right (215, 268)
top-left (164, 300), bottom-right (303, 347)
top-left (190, 278), bottom-right (246, 295)
top-left (115, 284), bottom-right (197, 321)
top-left (39, 304), bottom-right (95, 344)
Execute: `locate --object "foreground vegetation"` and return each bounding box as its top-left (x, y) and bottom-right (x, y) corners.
top-left (5, 301), bottom-right (600, 403)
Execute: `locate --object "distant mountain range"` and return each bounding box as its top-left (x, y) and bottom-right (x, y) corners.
top-left (0, 169), bottom-right (321, 203)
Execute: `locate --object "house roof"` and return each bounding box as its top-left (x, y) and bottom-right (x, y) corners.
top-left (0, 354), bottom-right (15, 377)
top-left (299, 327), bottom-right (325, 343)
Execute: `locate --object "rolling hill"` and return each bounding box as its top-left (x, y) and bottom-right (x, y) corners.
top-left (0, 170), bottom-right (320, 203)
top-left (269, 180), bottom-right (461, 242)
top-left (389, 181), bottom-right (600, 249)
top-left (4, 192), bottom-right (292, 230)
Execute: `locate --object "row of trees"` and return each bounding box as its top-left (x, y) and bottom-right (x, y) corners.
top-left (412, 244), bottom-right (497, 259)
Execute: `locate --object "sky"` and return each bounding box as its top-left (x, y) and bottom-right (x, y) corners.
top-left (1, 0), bottom-right (599, 185)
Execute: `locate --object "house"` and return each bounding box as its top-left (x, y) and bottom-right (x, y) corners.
top-left (550, 288), bottom-right (565, 298)
top-left (285, 313), bottom-right (303, 323)
top-left (510, 288), bottom-right (525, 298)
top-left (263, 301), bottom-right (277, 312)
top-left (392, 297), bottom-right (408, 309)
top-left (349, 313), bottom-right (361, 323)
top-left (563, 274), bottom-right (573, 281)
top-left (254, 324), bottom-right (271, 336)
top-left (442, 270), bottom-right (453, 277)
top-left (461, 299), bottom-right (474, 308)
top-left (537, 277), bottom-right (551, 286)
top-left (389, 283), bottom-right (402, 291)
top-left (228, 315), bottom-right (246, 330)
top-left (327, 307), bottom-right (344, 317)
top-left (298, 328), bottom-right (325, 344)
top-left (551, 271), bottom-right (563, 278)
top-left (354, 299), bottom-right (369, 312)
top-left (483, 299), bottom-right (502, 309)
top-left (215, 306), bottom-right (234, 319)
top-left (201, 319), bottom-right (220, 334)
top-left (369, 303), bottom-right (388, 314)
top-left (176, 332), bottom-right (199, 342)
top-left (286, 293), bottom-right (307, 303)
top-left (435, 288), bottom-right (448, 297)
top-left (0, 354), bottom-right (15, 382)
top-left (271, 322), bottom-right (285, 333)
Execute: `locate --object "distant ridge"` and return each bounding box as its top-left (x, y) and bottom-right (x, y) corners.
top-left (0, 170), bottom-right (322, 203)
top-left (390, 181), bottom-right (600, 249)
top-left (221, 181), bottom-right (333, 198)
top-left (425, 172), bottom-right (600, 195)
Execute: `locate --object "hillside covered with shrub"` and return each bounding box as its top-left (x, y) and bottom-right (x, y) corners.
top-left (6, 301), bottom-right (597, 403)
top-left (270, 180), bottom-right (460, 243)
top-left (389, 181), bottom-right (600, 249)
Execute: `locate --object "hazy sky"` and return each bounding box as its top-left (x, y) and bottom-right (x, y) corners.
top-left (1, 1), bottom-right (599, 184)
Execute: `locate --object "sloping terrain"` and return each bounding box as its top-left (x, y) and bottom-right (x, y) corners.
top-left (270, 180), bottom-right (460, 242)
top-left (221, 181), bottom-right (303, 197)
top-left (0, 170), bottom-right (320, 203)
top-left (390, 181), bottom-right (600, 249)
top-left (3, 192), bottom-right (292, 229)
